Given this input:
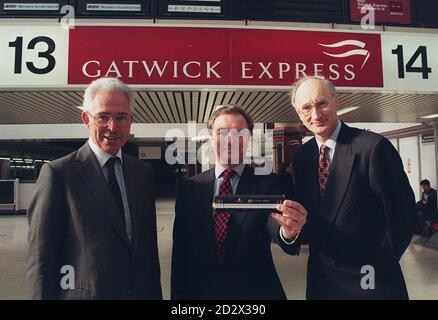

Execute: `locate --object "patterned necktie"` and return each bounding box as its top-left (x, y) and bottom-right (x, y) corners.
top-left (213, 169), bottom-right (234, 264)
top-left (106, 157), bottom-right (126, 230)
top-left (319, 145), bottom-right (331, 193)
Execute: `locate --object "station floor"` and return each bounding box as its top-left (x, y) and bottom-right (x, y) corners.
top-left (1, 198), bottom-right (437, 300)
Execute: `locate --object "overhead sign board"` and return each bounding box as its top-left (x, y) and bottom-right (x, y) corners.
top-left (76, 0), bottom-right (150, 17)
top-left (3, 3), bottom-right (59, 10)
top-left (157, 0), bottom-right (230, 18)
top-left (0, 0), bottom-right (69, 16)
top-left (349, 0), bottom-right (412, 25)
top-left (0, 24), bottom-right (436, 92)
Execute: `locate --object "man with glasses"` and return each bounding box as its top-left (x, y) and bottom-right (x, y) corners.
top-left (27, 77), bottom-right (162, 299)
top-left (287, 76), bottom-right (416, 299)
top-left (171, 105), bottom-right (307, 299)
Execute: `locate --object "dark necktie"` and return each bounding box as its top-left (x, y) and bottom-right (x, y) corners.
top-left (106, 157), bottom-right (126, 229)
top-left (213, 169), bottom-right (234, 264)
top-left (319, 145), bottom-right (331, 193)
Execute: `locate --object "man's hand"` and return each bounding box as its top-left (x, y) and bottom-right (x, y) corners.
top-left (271, 200), bottom-right (307, 241)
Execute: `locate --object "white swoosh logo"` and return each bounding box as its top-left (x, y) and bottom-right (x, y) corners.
top-left (319, 40), bottom-right (370, 69)
top-left (319, 40), bottom-right (366, 48)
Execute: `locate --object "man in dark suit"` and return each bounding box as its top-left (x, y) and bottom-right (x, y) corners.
top-left (417, 179), bottom-right (438, 236)
top-left (27, 78), bottom-right (162, 299)
top-left (171, 105), bottom-right (307, 300)
top-left (288, 76), bottom-right (416, 299)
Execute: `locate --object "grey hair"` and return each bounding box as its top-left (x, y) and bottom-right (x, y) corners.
top-left (82, 77), bottom-right (134, 113)
top-left (289, 76), bottom-right (337, 108)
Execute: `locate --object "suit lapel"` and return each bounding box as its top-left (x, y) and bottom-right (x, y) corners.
top-left (197, 169), bottom-right (218, 264)
top-left (301, 139), bottom-right (320, 213)
top-left (75, 143), bottom-right (131, 249)
top-left (321, 123), bottom-right (357, 224)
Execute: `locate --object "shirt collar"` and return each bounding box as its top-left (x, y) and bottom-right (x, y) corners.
top-left (88, 138), bottom-right (123, 168)
top-left (215, 163), bottom-right (245, 179)
top-left (316, 120), bottom-right (342, 151)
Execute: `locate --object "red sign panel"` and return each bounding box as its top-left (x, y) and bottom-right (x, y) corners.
top-left (68, 26), bottom-right (383, 87)
top-left (349, 0), bottom-right (411, 25)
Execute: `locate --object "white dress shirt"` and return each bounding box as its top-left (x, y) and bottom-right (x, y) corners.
top-left (315, 120), bottom-right (342, 162)
top-left (213, 163), bottom-right (246, 195)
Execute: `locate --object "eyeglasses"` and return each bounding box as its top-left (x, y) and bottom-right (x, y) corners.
top-left (214, 128), bottom-right (252, 138)
top-left (87, 112), bottom-right (132, 128)
top-left (297, 99), bottom-right (331, 116)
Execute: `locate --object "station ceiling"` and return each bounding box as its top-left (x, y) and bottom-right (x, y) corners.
top-left (1, 89), bottom-right (438, 125)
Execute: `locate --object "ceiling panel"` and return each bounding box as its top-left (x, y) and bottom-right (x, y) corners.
top-left (134, 92), bottom-right (156, 122)
top-left (1, 90), bottom-right (438, 125)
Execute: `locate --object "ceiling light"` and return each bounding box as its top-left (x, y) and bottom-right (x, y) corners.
top-left (337, 106), bottom-right (359, 116)
top-left (421, 114), bottom-right (438, 119)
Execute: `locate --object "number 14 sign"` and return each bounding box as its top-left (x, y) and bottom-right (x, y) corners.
top-left (0, 25), bottom-right (68, 87)
top-left (382, 33), bottom-right (437, 92)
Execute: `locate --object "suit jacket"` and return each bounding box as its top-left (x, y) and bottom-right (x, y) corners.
top-left (291, 122), bottom-right (416, 299)
top-left (27, 143), bottom-right (162, 300)
top-left (421, 188), bottom-right (437, 222)
top-left (171, 165), bottom-right (299, 300)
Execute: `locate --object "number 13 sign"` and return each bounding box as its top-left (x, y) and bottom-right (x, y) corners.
top-left (0, 25), bottom-right (68, 87)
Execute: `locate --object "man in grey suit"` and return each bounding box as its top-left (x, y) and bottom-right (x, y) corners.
top-left (27, 77), bottom-right (162, 300)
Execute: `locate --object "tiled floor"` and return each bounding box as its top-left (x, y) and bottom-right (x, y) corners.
top-left (1, 199), bottom-right (438, 300)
